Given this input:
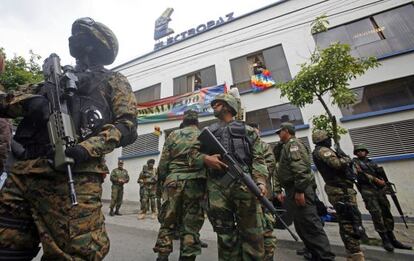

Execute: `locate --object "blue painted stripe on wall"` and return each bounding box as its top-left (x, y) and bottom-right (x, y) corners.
top-left (340, 104), bottom-right (414, 122)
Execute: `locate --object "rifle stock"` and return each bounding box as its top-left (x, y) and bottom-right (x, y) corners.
top-left (199, 127), bottom-right (299, 241)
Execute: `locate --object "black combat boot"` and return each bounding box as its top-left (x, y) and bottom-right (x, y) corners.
top-left (109, 208), bottom-right (114, 216)
top-left (200, 240), bottom-right (208, 248)
top-left (114, 207), bottom-right (122, 215)
top-left (379, 232), bottom-right (394, 252)
top-left (178, 255), bottom-right (195, 261)
top-left (387, 231), bottom-right (412, 250)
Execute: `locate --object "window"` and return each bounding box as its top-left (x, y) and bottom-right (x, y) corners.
top-left (122, 133), bottom-right (159, 158)
top-left (134, 83), bottom-right (161, 104)
top-left (349, 119), bottom-right (414, 157)
top-left (230, 45), bottom-right (291, 92)
top-left (340, 76), bottom-right (414, 117)
top-left (173, 66), bottom-right (217, 95)
top-left (246, 103), bottom-right (304, 132)
top-left (314, 4), bottom-right (414, 58)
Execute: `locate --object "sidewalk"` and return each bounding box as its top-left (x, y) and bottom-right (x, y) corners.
top-left (104, 200), bottom-right (414, 260)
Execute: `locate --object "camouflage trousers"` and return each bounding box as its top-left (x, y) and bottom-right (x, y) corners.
top-left (207, 179), bottom-right (264, 261)
top-left (360, 187), bottom-right (394, 233)
top-left (0, 172), bottom-right (109, 260)
top-left (325, 184), bottom-right (361, 254)
top-left (262, 211), bottom-right (277, 260)
top-left (110, 184), bottom-right (124, 210)
top-left (140, 185), bottom-right (157, 213)
top-left (153, 178), bottom-right (206, 257)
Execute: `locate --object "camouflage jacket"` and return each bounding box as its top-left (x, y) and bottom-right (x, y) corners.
top-left (277, 137), bottom-right (314, 193)
top-left (0, 118), bottom-right (12, 170)
top-left (110, 168), bottom-right (130, 186)
top-left (312, 145), bottom-right (353, 187)
top-left (259, 139), bottom-right (276, 197)
top-left (138, 165), bottom-right (157, 185)
top-left (0, 70), bottom-right (137, 175)
top-left (159, 125), bottom-right (206, 183)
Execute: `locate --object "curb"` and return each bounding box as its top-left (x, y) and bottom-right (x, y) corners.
top-left (276, 238), bottom-right (414, 261)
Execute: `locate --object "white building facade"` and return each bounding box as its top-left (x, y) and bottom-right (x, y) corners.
top-left (105, 0), bottom-right (414, 216)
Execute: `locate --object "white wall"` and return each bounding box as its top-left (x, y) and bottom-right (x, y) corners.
top-left (108, 0), bottom-right (414, 215)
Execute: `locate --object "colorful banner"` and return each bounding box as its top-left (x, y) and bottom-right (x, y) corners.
top-left (137, 84), bottom-right (227, 123)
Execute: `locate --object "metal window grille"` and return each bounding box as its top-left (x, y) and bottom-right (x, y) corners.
top-left (349, 119), bottom-right (414, 157)
top-left (122, 133), bottom-right (159, 157)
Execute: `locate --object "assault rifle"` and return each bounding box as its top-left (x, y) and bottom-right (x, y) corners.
top-left (356, 161), bottom-right (408, 229)
top-left (42, 53), bottom-right (78, 206)
top-left (199, 127), bottom-right (299, 241)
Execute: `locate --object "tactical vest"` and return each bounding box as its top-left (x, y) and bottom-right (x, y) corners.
top-left (208, 121), bottom-right (253, 176)
top-left (312, 146), bottom-right (352, 188)
top-left (14, 68), bottom-right (113, 160)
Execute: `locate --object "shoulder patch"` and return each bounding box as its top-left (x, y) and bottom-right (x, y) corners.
top-left (290, 145), bottom-right (299, 152)
top-left (323, 151), bottom-right (332, 157)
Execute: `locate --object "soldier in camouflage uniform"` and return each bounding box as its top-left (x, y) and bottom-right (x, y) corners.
top-left (0, 17), bottom-right (137, 260)
top-left (200, 93), bottom-right (268, 261)
top-left (138, 159), bottom-right (158, 219)
top-left (109, 160), bottom-right (130, 216)
top-left (0, 53), bottom-right (12, 175)
top-left (312, 130), bottom-right (364, 261)
top-left (275, 123), bottom-right (334, 261)
top-left (352, 144), bottom-right (411, 252)
top-left (249, 122), bottom-right (277, 261)
top-left (153, 110), bottom-right (206, 261)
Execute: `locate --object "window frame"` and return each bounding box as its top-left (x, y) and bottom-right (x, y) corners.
top-left (245, 103), bottom-right (305, 132)
top-left (134, 83), bottom-right (161, 104)
top-left (313, 3), bottom-right (414, 59)
top-left (173, 66), bottom-right (217, 96)
top-left (230, 44), bottom-right (291, 93)
top-left (340, 75), bottom-right (414, 120)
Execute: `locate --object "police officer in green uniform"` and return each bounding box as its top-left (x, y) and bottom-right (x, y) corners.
top-left (352, 144), bottom-right (412, 252)
top-left (276, 123), bottom-right (334, 261)
top-left (201, 93), bottom-right (268, 261)
top-left (312, 130), bottom-right (365, 261)
top-left (109, 160), bottom-right (130, 216)
top-left (0, 17), bottom-right (137, 260)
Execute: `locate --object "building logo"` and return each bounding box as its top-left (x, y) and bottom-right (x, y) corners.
top-left (154, 8), bottom-right (175, 41)
top-left (154, 10), bottom-right (234, 50)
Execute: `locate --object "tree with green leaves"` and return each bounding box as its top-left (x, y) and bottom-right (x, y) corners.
top-left (279, 16), bottom-right (380, 148)
top-left (0, 47), bottom-right (43, 91)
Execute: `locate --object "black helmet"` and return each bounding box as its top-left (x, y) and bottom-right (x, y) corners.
top-left (69, 17), bottom-right (119, 65)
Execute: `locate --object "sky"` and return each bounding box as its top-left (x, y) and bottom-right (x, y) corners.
top-left (0, 0), bottom-right (278, 68)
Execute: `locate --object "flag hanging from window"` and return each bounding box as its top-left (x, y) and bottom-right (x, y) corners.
top-left (251, 69), bottom-right (275, 92)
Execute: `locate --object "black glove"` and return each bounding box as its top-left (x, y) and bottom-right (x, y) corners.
top-left (23, 96), bottom-right (50, 122)
top-left (115, 123), bottom-right (137, 147)
top-left (65, 145), bottom-right (91, 165)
